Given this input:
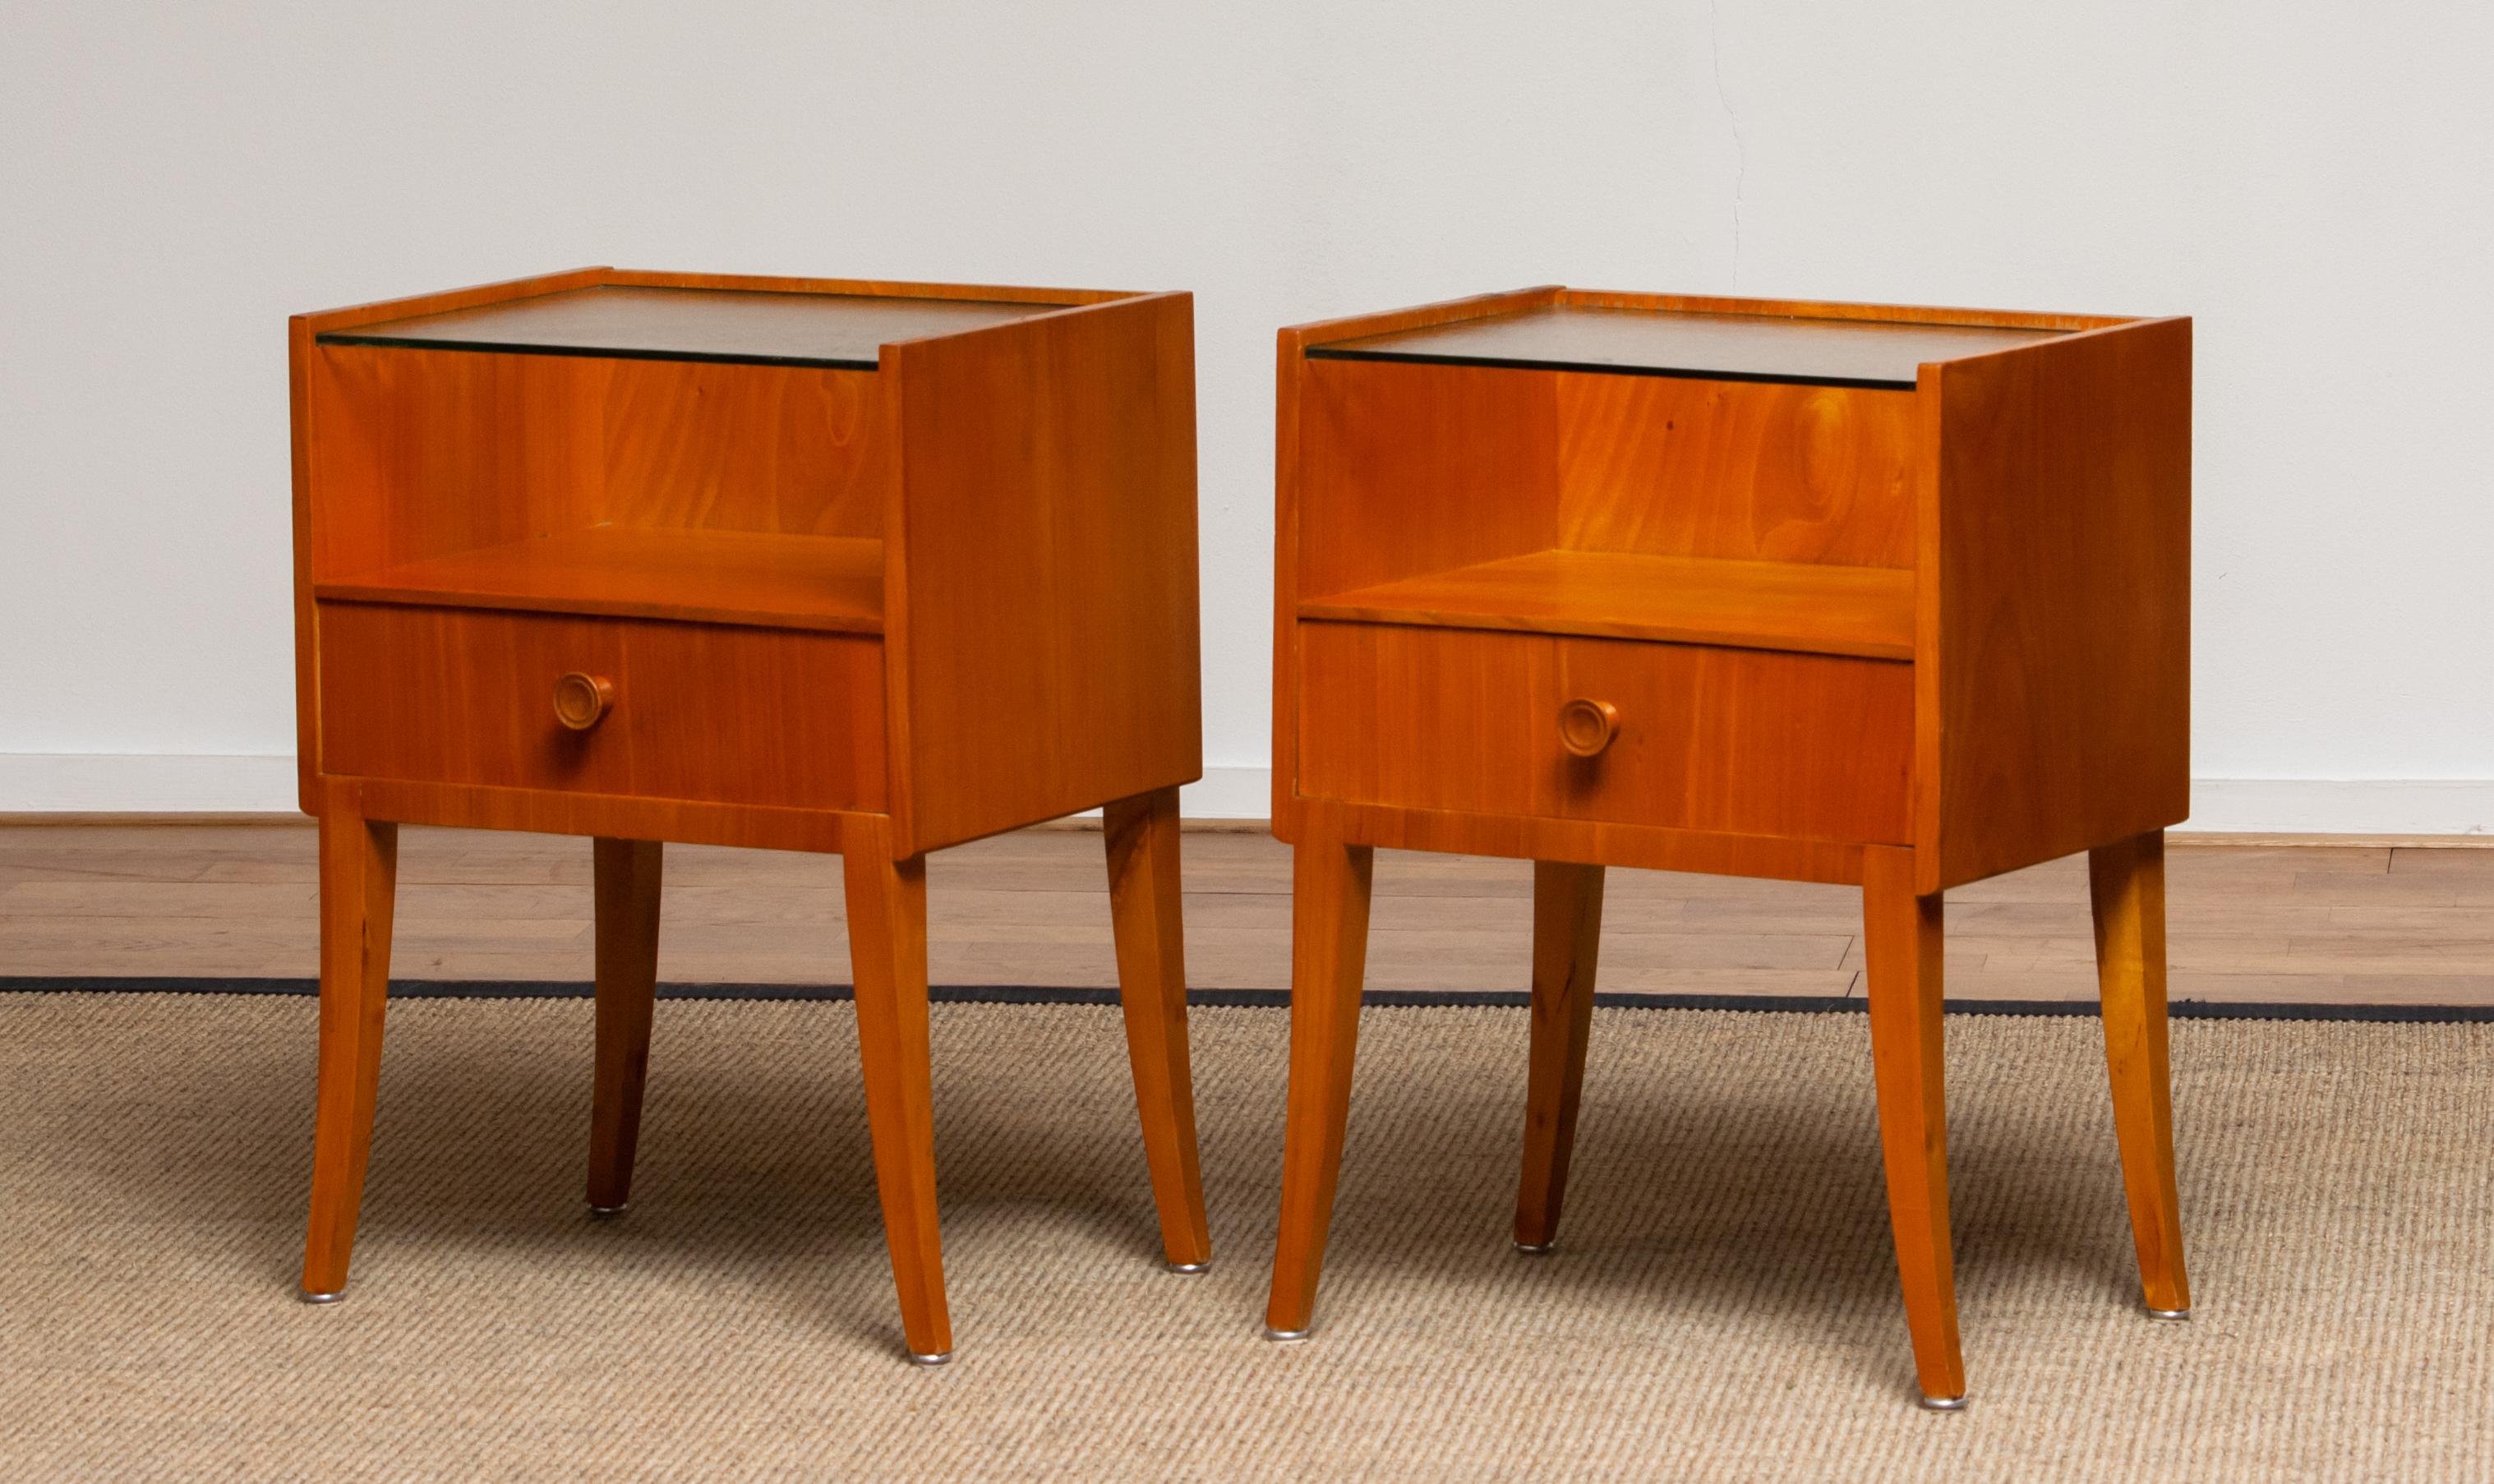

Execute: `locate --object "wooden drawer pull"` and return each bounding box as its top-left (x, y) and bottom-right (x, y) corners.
top-left (553, 672), bottom-right (616, 730)
top-left (1558, 698), bottom-right (1619, 758)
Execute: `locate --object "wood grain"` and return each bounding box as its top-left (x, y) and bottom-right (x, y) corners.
top-left (1302, 549), bottom-right (1914, 660)
top-left (316, 603), bottom-right (887, 812)
top-left (886, 292), bottom-right (1201, 855)
top-left (1514, 860), bottom-right (1604, 1250)
top-left (301, 792), bottom-right (398, 1299)
top-left (1102, 786), bottom-right (1210, 1268)
top-left (1264, 815), bottom-right (1376, 1336)
top-left (1915, 317), bottom-right (2192, 893)
top-left (841, 816), bottom-right (949, 1360)
top-left (318, 528), bottom-right (886, 634)
top-left (2089, 830), bottom-right (2189, 1315)
top-left (1555, 374), bottom-right (1916, 568)
top-left (599, 359), bottom-right (886, 538)
top-left (587, 837), bottom-right (662, 1214)
top-left (1861, 846), bottom-right (1963, 1404)
top-left (1298, 623), bottom-right (1913, 845)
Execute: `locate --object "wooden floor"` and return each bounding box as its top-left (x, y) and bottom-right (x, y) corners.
top-left (2, 823), bottom-right (2490, 1007)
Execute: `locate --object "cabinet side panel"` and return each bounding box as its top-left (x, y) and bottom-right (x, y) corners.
top-left (1296, 360), bottom-right (1560, 597)
top-left (890, 293), bottom-right (1202, 853)
top-left (1556, 376), bottom-right (1916, 569)
top-left (307, 346), bottom-right (605, 582)
top-left (600, 362), bottom-right (885, 537)
top-left (1919, 318), bottom-right (2191, 892)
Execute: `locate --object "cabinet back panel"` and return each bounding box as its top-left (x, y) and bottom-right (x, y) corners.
top-left (1294, 360), bottom-right (1560, 597)
top-left (1555, 374), bottom-right (1916, 569)
top-left (601, 360), bottom-right (886, 538)
top-left (307, 346), bottom-right (604, 581)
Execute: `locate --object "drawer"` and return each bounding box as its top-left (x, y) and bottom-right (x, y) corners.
top-left (1297, 621), bottom-right (1911, 844)
top-left (317, 602), bottom-right (886, 811)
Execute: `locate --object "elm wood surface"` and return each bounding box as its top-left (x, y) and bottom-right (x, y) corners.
top-left (2090, 832), bottom-right (2191, 1315)
top-left (316, 603), bottom-right (890, 812)
top-left (1861, 846), bottom-right (1964, 1405)
top-left (1270, 286), bottom-right (2192, 1399)
top-left (319, 528), bottom-right (887, 634)
top-left (289, 269), bottom-right (1206, 1356)
top-left (586, 838), bottom-right (662, 1213)
top-left (319, 286), bottom-right (1064, 369)
top-left (1300, 549), bottom-right (1915, 660)
top-left (1514, 860), bottom-right (1604, 1250)
top-left (301, 795), bottom-right (397, 1299)
top-left (1102, 787), bottom-right (1213, 1268)
top-left (1309, 303), bottom-right (2067, 389)
top-left (1295, 623), bottom-right (1915, 846)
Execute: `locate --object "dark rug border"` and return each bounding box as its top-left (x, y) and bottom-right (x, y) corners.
top-left (2, 977), bottom-right (2488, 1023)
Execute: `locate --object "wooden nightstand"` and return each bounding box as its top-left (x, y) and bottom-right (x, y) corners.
top-left (289, 269), bottom-right (1206, 1362)
top-left (1265, 288), bottom-right (2191, 1405)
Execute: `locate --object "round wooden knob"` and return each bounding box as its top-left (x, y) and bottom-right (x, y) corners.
top-left (1557, 698), bottom-right (1619, 758)
top-left (552, 672), bottom-right (615, 731)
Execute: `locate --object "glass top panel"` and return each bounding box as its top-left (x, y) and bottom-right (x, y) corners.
top-left (1308, 304), bottom-right (2069, 389)
top-left (317, 286), bottom-right (1068, 369)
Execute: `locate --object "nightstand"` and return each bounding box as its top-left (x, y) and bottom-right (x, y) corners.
top-left (1264, 287), bottom-right (2191, 1405)
top-left (289, 268), bottom-right (1206, 1363)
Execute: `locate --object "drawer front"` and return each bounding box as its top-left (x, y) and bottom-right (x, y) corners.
top-left (1297, 622), bottom-right (1911, 844)
top-left (318, 602), bottom-right (886, 811)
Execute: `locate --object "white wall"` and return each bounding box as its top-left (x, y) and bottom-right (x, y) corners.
top-left (5, 1), bottom-right (2491, 829)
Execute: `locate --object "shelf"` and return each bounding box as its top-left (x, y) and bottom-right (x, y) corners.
top-left (316, 286), bottom-right (1065, 370)
top-left (1307, 305), bottom-right (2063, 389)
top-left (1300, 549), bottom-right (1914, 661)
top-left (317, 526), bottom-right (885, 634)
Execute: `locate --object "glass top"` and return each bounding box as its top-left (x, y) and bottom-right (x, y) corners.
top-left (1307, 304), bottom-right (2068, 389)
top-left (317, 286), bottom-right (1068, 369)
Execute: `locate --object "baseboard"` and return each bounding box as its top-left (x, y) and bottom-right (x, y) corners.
top-left (2, 756), bottom-right (2487, 837)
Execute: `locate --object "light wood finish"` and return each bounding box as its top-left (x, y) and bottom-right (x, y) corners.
top-left (1103, 787), bottom-right (1210, 1268)
top-left (2090, 831), bottom-right (2189, 1315)
top-left (586, 838), bottom-right (662, 1213)
top-left (320, 528), bottom-right (887, 634)
top-left (302, 792), bottom-right (398, 1298)
top-left (841, 817), bottom-right (949, 1359)
top-left (1554, 375), bottom-right (1916, 568)
top-left (1302, 548), bottom-right (1915, 659)
top-left (288, 269), bottom-right (1206, 1351)
top-left (1915, 318), bottom-right (2192, 894)
top-left (1298, 624), bottom-right (1913, 845)
top-left (1264, 818), bottom-right (1376, 1336)
top-left (1514, 861), bottom-right (1605, 1249)
top-left (887, 291), bottom-right (1201, 855)
top-left (1272, 287), bottom-right (2192, 1399)
top-left (1860, 846), bottom-right (1962, 1404)
top-left (317, 603), bottom-right (888, 812)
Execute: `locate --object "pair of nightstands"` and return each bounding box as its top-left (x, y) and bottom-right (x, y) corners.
top-left (290, 271), bottom-right (2189, 1405)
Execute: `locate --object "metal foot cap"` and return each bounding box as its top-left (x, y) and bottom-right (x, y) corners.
top-left (298, 1288), bottom-right (344, 1306)
top-left (1918, 1393), bottom-right (1968, 1413)
top-left (908, 1350), bottom-right (952, 1367)
top-left (2146, 1306), bottom-right (2191, 1321)
top-left (1262, 1325), bottom-right (1310, 1343)
top-left (587, 1203), bottom-right (629, 1220)
top-left (1164, 1260), bottom-right (1210, 1274)
top-left (1514, 1240), bottom-right (1555, 1256)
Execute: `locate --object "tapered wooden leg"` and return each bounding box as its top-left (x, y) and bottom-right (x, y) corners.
top-left (1263, 825), bottom-right (1375, 1339)
top-left (1514, 860), bottom-right (1605, 1251)
top-left (1861, 846), bottom-right (1964, 1406)
top-left (301, 800), bottom-right (399, 1301)
top-left (1103, 786), bottom-right (1211, 1270)
top-left (588, 838), bottom-right (663, 1216)
top-left (842, 821), bottom-right (950, 1362)
top-left (2090, 829), bottom-right (2191, 1317)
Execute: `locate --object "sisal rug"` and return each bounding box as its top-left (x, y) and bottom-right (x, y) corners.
top-left (1, 993), bottom-right (2487, 1482)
